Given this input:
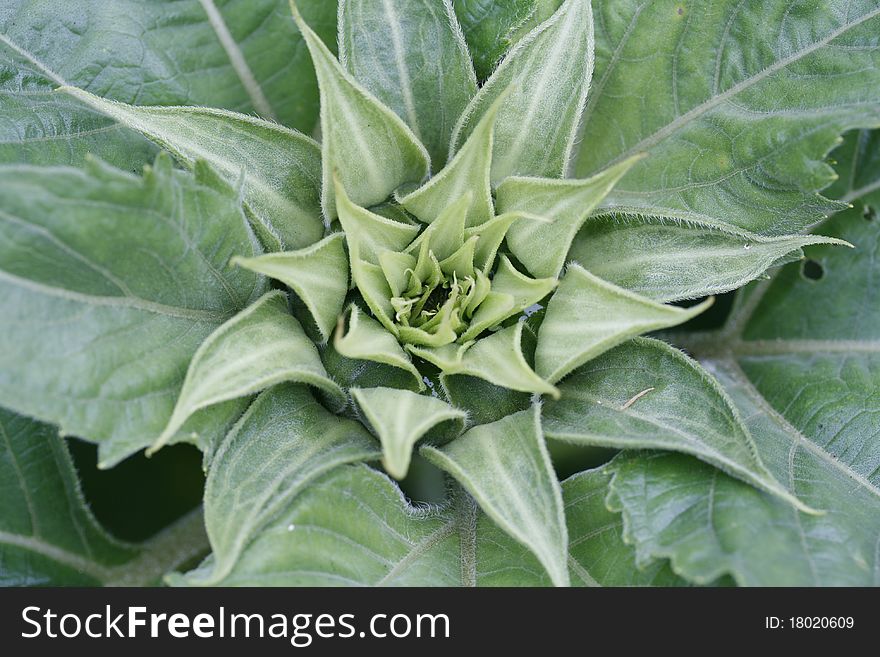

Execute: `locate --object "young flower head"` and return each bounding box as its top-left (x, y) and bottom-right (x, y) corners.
top-left (229, 0), bottom-right (707, 410)
top-left (53, 0), bottom-right (833, 587)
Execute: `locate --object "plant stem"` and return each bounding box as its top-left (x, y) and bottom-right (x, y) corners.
top-left (105, 506), bottom-right (210, 587)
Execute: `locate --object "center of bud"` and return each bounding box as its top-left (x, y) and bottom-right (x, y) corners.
top-left (390, 260), bottom-right (476, 346)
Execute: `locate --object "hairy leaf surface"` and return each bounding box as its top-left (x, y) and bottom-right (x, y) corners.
top-left (0, 0), bottom-right (336, 170)
top-left (60, 90), bottom-right (324, 250)
top-left (179, 385), bottom-right (379, 585)
top-left (576, 0), bottom-right (880, 234)
top-left (0, 156), bottom-right (263, 465)
top-left (608, 172), bottom-right (880, 584)
top-left (423, 407), bottom-right (569, 586)
top-left (0, 410), bottom-right (207, 585)
top-left (340, 0), bottom-right (476, 168)
top-left (452, 0), bottom-right (594, 183)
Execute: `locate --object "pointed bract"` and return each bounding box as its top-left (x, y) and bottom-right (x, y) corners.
top-left (456, 323), bottom-right (559, 398)
top-left (339, 0), bottom-right (477, 168)
top-left (450, 0), bottom-right (594, 184)
top-left (544, 338), bottom-right (814, 512)
top-left (63, 87), bottom-right (323, 250)
top-left (462, 256), bottom-right (557, 341)
top-left (291, 1), bottom-right (430, 219)
top-left (496, 155), bottom-right (644, 278)
top-left (335, 178), bottom-right (420, 265)
top-left (232, 234), bottom-right (349, 342)
top-left (536, 264), bottom-right (713, 384)
top-left (399, 91), bottom-right (509, 227)
top-left (422, 406), bottom-right (570, 586)
top-left (152, 291), bottom-right (344, 453)
top-left (334, 305), bottom-right (425, 391)
top-left (352, 387), bottom-right (466, 479)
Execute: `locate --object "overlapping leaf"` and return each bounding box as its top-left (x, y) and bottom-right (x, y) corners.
top-left (451, 0), bottom-right (594, 183)
top-left (174, 456), bottom-right (683, 586)
top-left (423, 407), bottom-right (569, 586)
top-left (233, 234), bottom-right (349, 342)
top-left (352, 387), bottom-right (466, 479)
top-left (536, 264), bottom-right (711, 384)
top-left (0, 0), bottom-right (337, 171)
top-left (452, 0), bottom-right (563, 81)
top-left (496, 155), bottom-right (642, 278)
top-left (61, 90), bottom-right (325, 250)
top-left (0, 155), bottom-right (263, 465)
top-left (568, 216), bottom-right (848, 302)
top-left (340, 0), bottom-right (477, 168)
top-left (176, 384), bottom-right (379, 586)
top-left (543, 338), bottom-right (810, 511)
top-left (153, 291), bottom-right (344, 453)
top-left (576, 0), bottom-right (880, 234)
top-left (292, 2), bottom-right (429, 218)
top-left (333, 305), bottom-right (425, 391)
top-left (607, 167), bottom-right (880, 584)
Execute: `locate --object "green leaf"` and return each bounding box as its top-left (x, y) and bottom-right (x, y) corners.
top-left (153, 291), bottom-right (344, 453)
top-left (575, 0), bottom-right (880, 234)
top-left (569, 216), bottom-right (848, 302)
top-left (461, 255), bottom-right (557, 341)
top-left (0, 37), bottom-right (156, 170)
top-left (232, 234), bottom-right (349, 342)
top-left (476, 466), bottom-right (690, 586)
top-left (451, 0), bottom-right (594, 183)
top-left (335, 178), bottom-right (421, 265)
top-left (0, 0), bottom-right (338, 169)
top-left (175, 456), bottom-right (677, 586)
top-left (0, 409), bottom-right (135, 585)
top-left (0, 409), bottom-right (209, 586)
top-left (607, 184), bottom-right (880, 584)
top-left (0, 155), bottom-right (263, 466)
top-left (560, 467), bottom-right (687, 587)
top-left (334, 305), bottom-right (425, 391)
top-left (413, 323), bottom-right (558, 398)
top-left (606, 385), bottom-right (880, 586)
top-left (176, 464), bottom-right (462, 586)
top-left (398, 91), bottom-right (507, 227)
top-left (176, 384), bottom-right (380, 586)
top-left (351, 258), bottom-right (398, 333)
top-left (466, 212), bottom-right (535, 273)
top-left (825, 129), bottom-right (880, 202)
top-left (322, 343), bottom-right (424, 394)
top-left (453, 0), bottom-right (563, 81)
top-left (543, 338), bottom-right (810, 511)
top-left (536, 264), bottom-right (711, 384)
top-left (406, 192), bottom-right (473, 263)
top-left (61, 90), bottom-right (325, 250)
top-left (339, 0), bottom-right (477, 168)
top-left (291, 1), bottom-right (430, 219)
top-left (352, 387), bottom-right (466, 479)
top-left (423, 407), bottom-right (569, 586)
top-left (495, 155), bottom-right (643, 278)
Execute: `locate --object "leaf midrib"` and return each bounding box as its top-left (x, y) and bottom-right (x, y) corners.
top-left (379, 0), bottom-right (422, 142)
top-left (603, 5), bottom-right (880, 167)
top-left (0, 269), bottom-right (229, 322)
top-left (734, 338), bottom-right (880, 355)
top-left (0, 423), bottom-right (40, 537)
top-left (376, 519), bottom-right (457, 586)
top-left (0, 33), bottom-right (66, 86)
top-left (0, 530), bottom-right (111, 582)
top-left (197, 0), bottom-right (276, 120)
top-left (713, 359), bottom-right (880, 502)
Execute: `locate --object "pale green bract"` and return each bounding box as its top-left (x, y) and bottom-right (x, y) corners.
top-left (1, 0), bottom-right (877, 588)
